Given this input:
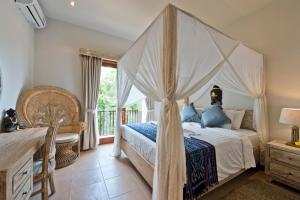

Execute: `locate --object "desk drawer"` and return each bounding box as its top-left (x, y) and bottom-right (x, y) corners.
top-left (270, 148), bottom-right (300, 167)
top-left (12, 158), bottom-right (32, 193)
top-left (270, 162), bottom-right (300, 184)
top-left (13, 177), bottom-right (32, 200)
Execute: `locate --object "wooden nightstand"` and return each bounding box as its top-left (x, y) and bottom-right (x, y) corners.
top-left (265, 140), bottom-right (300, 190)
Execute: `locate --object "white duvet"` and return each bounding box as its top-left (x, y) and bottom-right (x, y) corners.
top-left (182, 122), bottom-right (256, 180)
top-left (122, 122), bottom-right (256, 181)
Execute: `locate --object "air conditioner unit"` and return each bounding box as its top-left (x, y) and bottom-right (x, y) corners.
top-left (15, 0), bottom-right (46, 29)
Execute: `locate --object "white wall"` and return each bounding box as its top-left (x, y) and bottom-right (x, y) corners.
top-left (0, 1), bottom-right (34, 121)
top-left (192, 89), bottom-right (253, 110)
top-left (222, 0), bottom-right (300, 140)
top-left (34, 18), bottom-right (132, 103)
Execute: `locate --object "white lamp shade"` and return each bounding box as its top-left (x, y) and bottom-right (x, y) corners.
top-left (279, 108), bottom-right (300, 126)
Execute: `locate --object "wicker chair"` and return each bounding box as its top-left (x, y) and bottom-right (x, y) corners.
top-left (31, 119), bottom-right (62, 199)
top-left (17, 86), bottom-right (86, 169)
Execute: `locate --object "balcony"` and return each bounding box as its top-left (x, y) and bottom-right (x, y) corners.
top-left (97, 109), bottom-right (141, 137)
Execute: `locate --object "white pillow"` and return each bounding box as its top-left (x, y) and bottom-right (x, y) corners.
top-left (222, 123), bottom-right (232, 129)
top-left (232, 110), bottom-right (245, 129)
top-left (224, 110), bottom-right (235, 121)
top-left (223, 109), bottom-right (246, 129)
top-left (222, 110), bottom-right (234, 129)
top-left (226, 109), bottom-right (245, 129)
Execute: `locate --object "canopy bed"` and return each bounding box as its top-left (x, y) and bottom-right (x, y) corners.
top-left (113, 4), bottom-right (268, 200)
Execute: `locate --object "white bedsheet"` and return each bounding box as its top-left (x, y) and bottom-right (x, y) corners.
top-left (122, 125), bottom-right (157, 165)
top-left (121, 122), bottom-right (257, 181)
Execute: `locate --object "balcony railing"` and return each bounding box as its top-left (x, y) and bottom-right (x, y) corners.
top-left (125, 110), bottom-right (140, 124)
top-left (97, 109), bottom-right (141, 136)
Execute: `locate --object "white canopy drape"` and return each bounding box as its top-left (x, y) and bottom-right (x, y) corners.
top-left (112, 67), bottom-right (133, 157)
top-left (113, 4), bottom-right (268, 200)
top-left (124, 85), bottom-right (145, 107)
top-left (145, 97), bottom-right (155, 121)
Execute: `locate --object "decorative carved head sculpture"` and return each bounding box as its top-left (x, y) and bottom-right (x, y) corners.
top-left (210, 85), bottom-right (223, 106)
top-left (6, 108), bottom-right (17, 117)
top-left (2, 108), bottom-right (19, 132)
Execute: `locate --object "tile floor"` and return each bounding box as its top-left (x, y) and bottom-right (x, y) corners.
top-left (31, 144), bottom-right (152, 200)
top-left (30, 144), bottom-right (300, 200)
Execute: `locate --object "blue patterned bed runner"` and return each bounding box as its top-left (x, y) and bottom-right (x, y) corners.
top-left (126, 122), bottom-right (218, 200)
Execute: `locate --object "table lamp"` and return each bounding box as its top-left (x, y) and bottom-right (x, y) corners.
top-left (279, 108), bottom-right (300, 145)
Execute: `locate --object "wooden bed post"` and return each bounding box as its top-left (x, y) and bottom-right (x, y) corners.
top-left (122, 108), bottom-right (126, 125)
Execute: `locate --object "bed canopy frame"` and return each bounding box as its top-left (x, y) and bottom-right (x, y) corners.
top-left (113, 4), bottom-right (269, 200)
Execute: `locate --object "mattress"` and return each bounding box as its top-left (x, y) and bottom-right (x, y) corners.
top-left (121, 122), bottom-right (258, 181)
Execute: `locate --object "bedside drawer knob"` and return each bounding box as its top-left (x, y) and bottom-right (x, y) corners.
top-left (22, 171), bottom-right (28, 175)
top-left (23, 191), bottom-right (28, 195)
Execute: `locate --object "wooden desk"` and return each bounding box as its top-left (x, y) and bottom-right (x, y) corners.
top-left (0, 128), bottom-right (47, 200)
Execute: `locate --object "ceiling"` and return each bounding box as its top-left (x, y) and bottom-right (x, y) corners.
top-left (39, 0), bottom-right (274, 41)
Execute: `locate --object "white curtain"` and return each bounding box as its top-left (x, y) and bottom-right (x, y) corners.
top-left (152, 7), bottom-right (185, 200)
top-left (117, 8), bottom-right (186, 200)
top-left (190, 43), bottom-right (268, 147)
top-left (81, 55), bottom-right (101, 150)
top-left (145, 97), bottom-right (155, 121)
top-left (228, 44), bottom-right (269, 146)
top-left (112, 67), bottom-right (133, 157)
top-left (115, 4), bottom-right (268, 200)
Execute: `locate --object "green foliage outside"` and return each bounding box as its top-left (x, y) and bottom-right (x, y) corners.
top-left (97, 67), bottom-right (141, 111)
top-left (97, 67), bottom-right (116, 111)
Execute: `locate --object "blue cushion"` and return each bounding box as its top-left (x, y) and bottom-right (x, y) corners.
top-left (201, 105), bottom-right (231, 128)
top-left (181, 103), bottom-right (201, 123)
